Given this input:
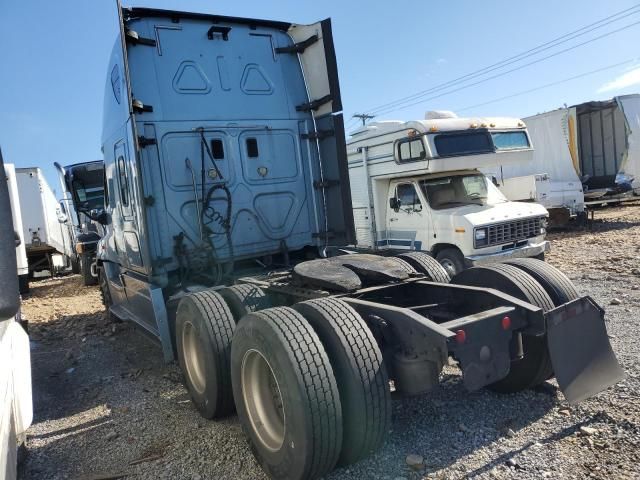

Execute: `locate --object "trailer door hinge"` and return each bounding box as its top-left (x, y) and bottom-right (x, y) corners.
top-left (144, 195), bottom-right (155, 206)
top-left (301, 129), bottom-right (334, 141)
top-left (138, 136), bottom-right (157, 148)
top-left (125, 30), bottom-right (157, 47)
top-left (313, 179), bottom-right (340, 189)
top-left (296, 94), bottom-right (332, 112)
top-left (132, 99), bottom-right (153, 113)
top-left (275, 34), bottom-right (318, 54)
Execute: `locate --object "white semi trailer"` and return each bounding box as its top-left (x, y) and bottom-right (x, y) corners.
top-left (4, 165), bottom-right (29, 294)
top-left (15, 167), bottom-right (72, 277)
top-left (482, 108), bottom-right (586, 226)
top-left (347, 113), bottom-right (550, 276)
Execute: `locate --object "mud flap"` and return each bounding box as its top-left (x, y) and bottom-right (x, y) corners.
top-left (546, 296), bottom-right (625, 403)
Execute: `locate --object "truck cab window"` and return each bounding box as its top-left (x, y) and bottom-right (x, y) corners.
top-left (117, 156), bottom-right (129, 206)
top-left (491, 131), bottom-right (530, 150)
top-left (396, 183), bottom-right (422, 210)
top-left (434, 132), bottom-right (492, 157)
top-left (420, 174), bottom-right (495, 210)
top-left (397, 137), bottom-right (426, 162)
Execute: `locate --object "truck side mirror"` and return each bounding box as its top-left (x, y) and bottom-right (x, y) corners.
top-left (0, 147), bottom-right (20, 318)
top-left (90, 208), bottom-right (109, 225)
top-left (389, 197), bottom-right (400, 211)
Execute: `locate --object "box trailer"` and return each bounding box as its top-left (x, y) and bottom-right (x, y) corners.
top-left (4, 164), bottom-right (29, 293)
top-left (94, 5), bottom-right (624, 479)
top-left (482, 108), bottom-right (586, 226)
top-left (15, 167), bottom-right (72, 276)
top-left (346, 113), bottom-right (550, 276)
top-left (572, 94), bottom-right (640, 200)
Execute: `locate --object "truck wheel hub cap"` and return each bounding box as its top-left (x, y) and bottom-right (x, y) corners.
top-left (241, 349), bottom-right (285, 452)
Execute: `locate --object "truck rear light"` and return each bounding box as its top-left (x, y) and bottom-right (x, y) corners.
top-left (455, 329), bottom-right (466, 344)
top-left (501, 316), bottom-right (511, 330)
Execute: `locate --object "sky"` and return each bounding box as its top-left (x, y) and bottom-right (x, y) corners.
top-left (1, 0), bottom-right (639, 192)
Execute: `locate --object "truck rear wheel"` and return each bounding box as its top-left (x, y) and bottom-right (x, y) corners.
top-left (502, 258), bottom-right (579, 306)
top-left (452, 264), bottom-right (555, 392)
top-left (218, 284), bottom-right (271, 321)
top-left (176, 290), bottom-right (236, 419)
top-left (398, 252), bottom-right (450, 283)
top-left (80, 253), bottom-right (97, 286)
top-left (231, 307), bottom-right (342, 480)
top-left (294, 298), bottom-right (391, 466)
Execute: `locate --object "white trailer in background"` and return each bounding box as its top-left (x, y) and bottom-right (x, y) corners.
top-left (572, 94), bottom-right (640, 200)
top-left (482, 108), bottom-right (586, 226)
top-left (15, 167), bottom-right (71, 276)
top-left (4, 165), bottom-right (29, 294)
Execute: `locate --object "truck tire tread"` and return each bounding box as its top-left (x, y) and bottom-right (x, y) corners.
top-left (232, 307), bottom-right (342, 480)
top-left (398, 252), bottom-right (450, 283)
top-left (178, 290), bottom-right (236, 418)
top-left (294, 298), bottom-right (390, 466)
top-left (218, 283), bottom-right (271, 321)
top-left (503, 258), bottom-right (579, 306)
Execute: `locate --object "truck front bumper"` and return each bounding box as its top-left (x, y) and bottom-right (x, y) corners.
top-left (466, 240), bottom-right (550, 266)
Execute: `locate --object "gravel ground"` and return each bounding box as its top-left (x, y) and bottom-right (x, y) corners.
top-left (18, 202), bottom-right (640, 480)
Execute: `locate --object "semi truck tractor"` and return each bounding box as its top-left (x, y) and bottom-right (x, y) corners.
top-left (97, 5), bottom-right (624, 480)
top-left (346, 112), bottom-right (550, 276)
top-left (55, 160), bottom-right (105, 285)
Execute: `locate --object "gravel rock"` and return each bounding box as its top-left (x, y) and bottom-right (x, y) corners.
top-left (610, 298), bottom-right (622, 305)
top-left (405, 453), bottom-right (424, 469)
top-left (19, 202), bottom-right (640, 480)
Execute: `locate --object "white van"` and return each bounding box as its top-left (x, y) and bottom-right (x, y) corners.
top-left (347, 113), bottom-right (549, 276)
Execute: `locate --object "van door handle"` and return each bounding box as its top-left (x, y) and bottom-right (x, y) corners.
top-left (389, 218), bottom-right (398, 222)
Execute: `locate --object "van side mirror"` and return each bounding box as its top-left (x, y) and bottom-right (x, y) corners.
top-left (389, 197), bottom-right (400, 211)
top-left (0, 147), bottom-right (20, 318)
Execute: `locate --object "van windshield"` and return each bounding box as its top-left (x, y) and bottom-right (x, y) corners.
top-left (419, 173), bottom-right (507, 210)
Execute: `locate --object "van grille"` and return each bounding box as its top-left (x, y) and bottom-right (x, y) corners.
top-left (486, 217), bottom-right (543, 247)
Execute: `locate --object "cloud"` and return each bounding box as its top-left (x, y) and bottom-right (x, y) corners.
top-left (436, 58), bottom-right (447, 64)
top-left (597, 66), bottom-right (640, 93)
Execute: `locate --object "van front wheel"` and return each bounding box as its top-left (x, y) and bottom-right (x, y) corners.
top-left (436, 248), bottom-right (465, 277)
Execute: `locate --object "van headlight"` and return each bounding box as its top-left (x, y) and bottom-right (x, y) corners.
top-left (540, 217), bottom-right (548, 234)
top-left (474, 228), bottom-right (488, 248)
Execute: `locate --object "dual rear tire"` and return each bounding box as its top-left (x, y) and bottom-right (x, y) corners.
top-left (176, 289), bottom-right (390, 480)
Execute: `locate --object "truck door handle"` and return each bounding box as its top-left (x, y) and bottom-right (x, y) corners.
top-left (389, 218), bottom-right (398, 222)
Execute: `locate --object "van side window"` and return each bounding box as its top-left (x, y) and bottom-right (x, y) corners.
top-left (397, 137), bottom-right (426, 162)
top-left (396, 183), bottom-right (422, 209)
top-left (211, 139), bottom-right (225, 159)
top-left (117, 156), bottom-right (129, 207)
top-left (246, 138), bottom-right (259, 158)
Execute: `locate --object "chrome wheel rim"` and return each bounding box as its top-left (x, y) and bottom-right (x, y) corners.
top-left (241, 349), bottom-right (285, 452)
top-left (440, 258), bottom-right (457, 277)
top-left (183, 321), bottom-right (206, 394)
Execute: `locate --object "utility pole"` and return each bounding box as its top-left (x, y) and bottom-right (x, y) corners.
top-left (353, 113), bottom-right (375, 126)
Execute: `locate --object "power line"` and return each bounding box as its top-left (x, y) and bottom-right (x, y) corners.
top-left (455, 58), bottom-right (638, 112)
top-left (353, 4), bottom-right (640, 117)
top-left (370, 19), bottom-right (640, 117)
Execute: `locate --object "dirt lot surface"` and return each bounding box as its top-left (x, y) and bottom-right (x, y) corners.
top-left (18, 202), bottom-right (640, 480)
